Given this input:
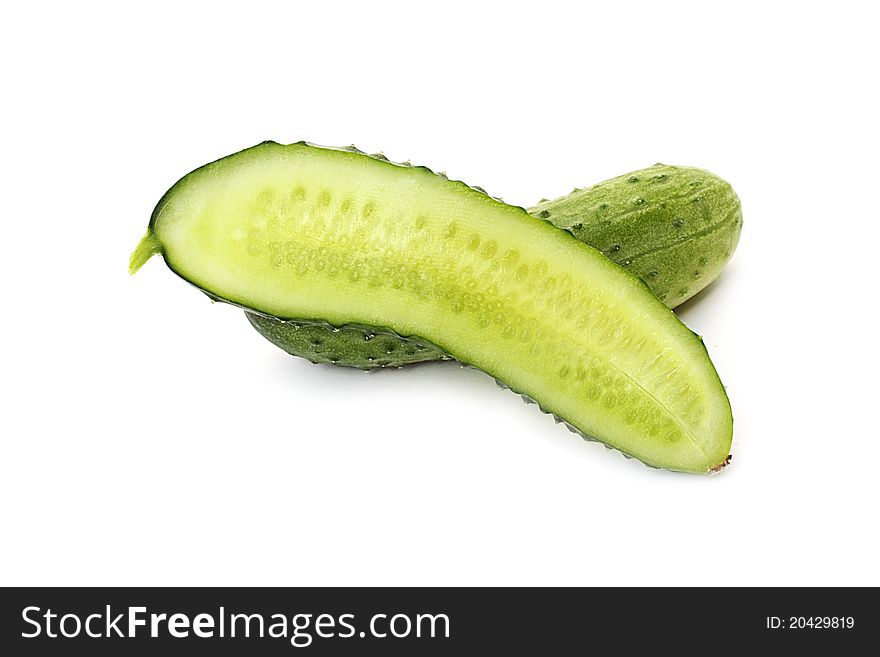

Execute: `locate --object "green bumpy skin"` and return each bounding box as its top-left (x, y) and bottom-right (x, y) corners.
top-left (250, 163), bottom-right (741, 368)
top-left (532, 164), bottom-right (742, 308)
top-left (246, 314), bottom-right (451, 368)
top-left (130, 141), bottom-right (733, 473)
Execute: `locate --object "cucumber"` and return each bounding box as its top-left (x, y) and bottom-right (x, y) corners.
top-left (130, 141), bottom-right (732, 473)
top-left (249, 163), bottom-right (741, 369)
top-left (533, 164), bottom-right (742, 308)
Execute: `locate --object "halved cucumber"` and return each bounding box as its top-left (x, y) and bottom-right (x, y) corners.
top-left (248, 162), bottom-right (742, 369)
top-left (131, 142), bottom-right (732, 473)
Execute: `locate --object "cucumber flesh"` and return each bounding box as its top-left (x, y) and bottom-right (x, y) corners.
top-left (250, 163), bottom-right (741, 369)
top-left (131, 142), bottom-right (732, 473)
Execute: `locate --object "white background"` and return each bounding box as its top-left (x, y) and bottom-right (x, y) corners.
top-left (2, 1), bottom-right (878, 586)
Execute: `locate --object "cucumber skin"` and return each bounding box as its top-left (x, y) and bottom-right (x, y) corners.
top-left (246, 313), bottom-right (451, 368)
top-left (534, 164), bottom-right (742, 309)
top-left (250, 163), bottom-right (741, 369)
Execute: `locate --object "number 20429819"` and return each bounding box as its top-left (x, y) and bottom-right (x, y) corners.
top-left (766, 617), bottom-right (854, 629)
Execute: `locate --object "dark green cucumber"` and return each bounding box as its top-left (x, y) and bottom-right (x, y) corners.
top-left (246, 314), bottom-right (452, 368)
top-left (249, 163), bottom-right (741, 368)
top-left (131, 141), bottom-right (732, 473)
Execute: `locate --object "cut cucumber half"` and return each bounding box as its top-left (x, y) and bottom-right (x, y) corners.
top-left (131, 142), bottom-right (733, 473)
top-left (248, 162), bottom-right (742, 369)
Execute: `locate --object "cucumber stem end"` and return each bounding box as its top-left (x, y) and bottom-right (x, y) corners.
top-left (129, 231), bottom-right (163, 275)
top-left (708, 454), bottom-right (732, 473)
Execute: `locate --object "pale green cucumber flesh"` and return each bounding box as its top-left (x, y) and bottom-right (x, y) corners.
top-left (248, 162), bottom-right (741, 369)
top-left (134, 141), bottom-right (732, 473)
